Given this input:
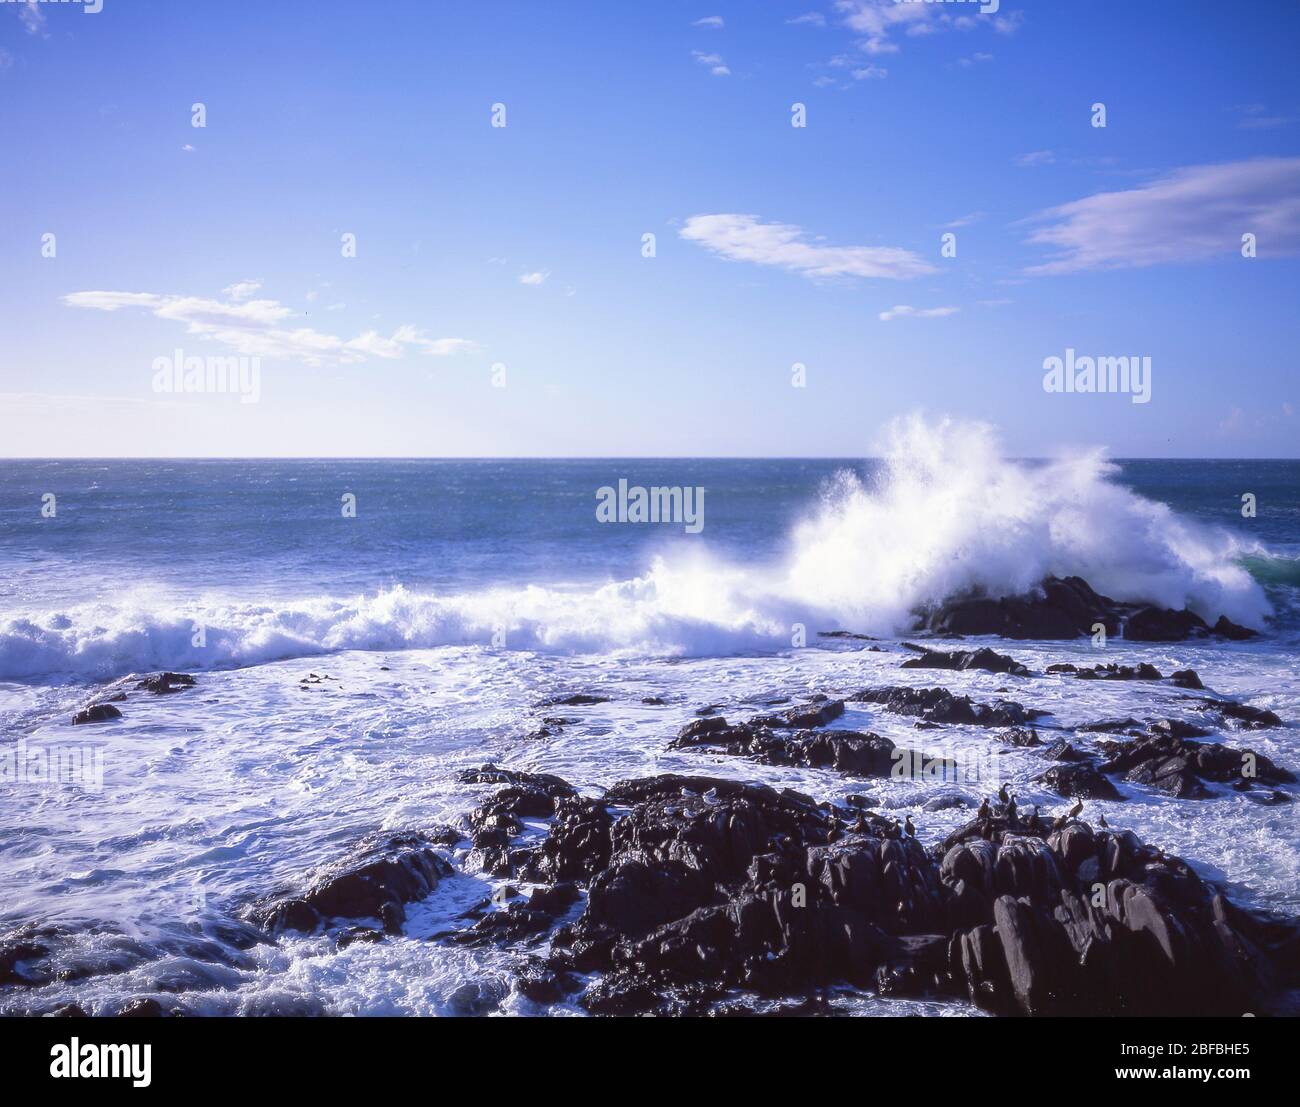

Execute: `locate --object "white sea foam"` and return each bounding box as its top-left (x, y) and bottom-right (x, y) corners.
top-left (0, 417), bottom-right (1274, 680)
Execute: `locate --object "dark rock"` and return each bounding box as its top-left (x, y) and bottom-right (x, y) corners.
top-left (919, 576), bottom-right (1119, 640)
top-left (135, 672), bottom-right (196, 694)
top-left (1043, 739), bottom-right (1085, 762)
top-left (1123, 608), bottom-right (1210, 642)
top-left (435, 769), bottom-right (1294, 1018)
top-left (1170, 669), bottom-right (1205, 690)
top-left (1213, 616), bottom-right (1258, 641)
top-left (1074, 662), bottom-right (1163, 681)
top-left (851, 686), bottom-right (1043, 728)
top-left (538, 693), bottom-right (611, 707)
top-left (72, 704), bottom-right (122, 725)
top-left (1098, 733), bottom-right (1295, 794)
top-left (901, 648), bottom-right (1030, 677)
top-left (48, 1004), bottom-right (88, 1017)
top-left (117, 998), bottom-right (164, 1017)
top-left (750, 698), bottom-right (845, 729)
top-left (1038, 763), bottom-right (1123, 800)
top-left (997, 727), bottom-right (1042, 747)
top-left (251, 831), bottom-right (452, 935)
top-left (1207, 701), bottom-right (1283, 729)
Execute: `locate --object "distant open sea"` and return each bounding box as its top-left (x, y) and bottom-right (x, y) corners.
top-left (1, 443), bottom-right (1298, 1014)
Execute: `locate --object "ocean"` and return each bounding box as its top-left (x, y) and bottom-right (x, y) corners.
top-left (2, 425), bottom-right (1298, 1015)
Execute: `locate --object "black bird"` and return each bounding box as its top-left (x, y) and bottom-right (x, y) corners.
top-left (1051, 811), bottom-right (1068, 831)
top-left (1006, 795), bottom-right (1018, 826)
top-left (997, 783), bottom-right (1011, 805)
top-left (977, 797), bottom-right (991, 821)
top-left (904, 815), bottom-right (916, 838)
top-left (1068, 799), bottom-right (1084, 820)
top-left (1099, 812), bottom-right (1109, 829)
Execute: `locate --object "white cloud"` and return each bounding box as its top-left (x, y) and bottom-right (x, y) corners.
top-left (518, 270), bottom-right (549, 285)
top-left (1016, 149), bottom-right (1056, 167)
top-left (15, 2), bottom-right (46, 35)
top-left (957, 51), bottom-right (993, 67)
top-left (833, 0), bottom-right (1015, 56)
top-left (681, 213), bottom-right (934, 280)
top-left (222, 279), bottom-right (263, 301)
top-left (692, 16), bottom-right (724, 29)
top-left (63, 288), bottom-right (479, 365)
top-left (181, 144), bottom-right (196, 153)
top-left (944, 211), bottom-right (986, 228)
top-left (787, 12), bottom-right (827, 27)
top-left (878, 304), bottom-right (959, 321)
top-left (852, 65), bottom-right (887, 80)
top-left (692, 50), bottom-right (730, 76)
top-left (1024, 157), bottom-right (1300, 274)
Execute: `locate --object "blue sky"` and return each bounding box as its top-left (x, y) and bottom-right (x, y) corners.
top-left (1, 0), bottom-right (1297, 457)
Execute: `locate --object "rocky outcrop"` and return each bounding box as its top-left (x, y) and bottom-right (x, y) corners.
top-left (902, 647), bottom-right (1030, 676)
top-left (135, 672), bottom-right (197, 694)
top-left (850, 686), bottom-right (1044, 727)
top-left (438, 771), bottom-right (1295, 1016)
top-left (670, 716), bottom-right (920, 778)
top-left (250, 831), bottom-right (453, 936)
top-left (1097, 734), bottom-right (1296, 798)
top-left (1037, 762), bottom-right (1124, 800)
top-left (72, 704), bottom-right (122, 725)
top-left (916, 575), bottom-right (1260, 642)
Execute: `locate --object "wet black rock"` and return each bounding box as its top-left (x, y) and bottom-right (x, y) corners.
top-left (1038, 762), bottom-right (1123, 800)
top-left (1204, 700), bottom-right (1283, 729)
top-left (996, 726), bottom-right (1042, 747)
top-left (1213, 616), bottom-right (1259, 641)
top-left (1098, 733), bottom-right (1295, 798)
top-left (1170, 669), bottom-right (1205, 689)
top-left (749, 697), bottom-right (846, 729)
top-left (135, 672), bottom-right (197, 694)
top-left (917, 574), bottom-right (1260, 642)
top-left (72, 704), bottom-right (122, 725)
top-left (670, 715), bottom-right (911, 778)
top-left (117, 998), bottom-right (166, 1017)
top-left (251, 831), bottom-right (452, 936)
top-left (537, 693), bottom-right (611, 707)
top-left (902, 647), bottom-right (1030, 676)
top-left (435, 768), bottom-right (1297, 1016)
top-left (850, 686), bottom-right (1044, 728)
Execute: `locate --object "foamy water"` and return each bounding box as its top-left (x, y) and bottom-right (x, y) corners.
top-left (1, 420), bottom-right (1297, 1015)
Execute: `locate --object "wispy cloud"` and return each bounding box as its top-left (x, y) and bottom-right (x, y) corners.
top-left (878, 304), bottom-right (959, 321)
top-left (1016, 149), bottom-right (1056, 168)
top-left (222, 279), bottom-right (263, 301)
top-left (834, 0), bottom-right (1016, 56)
top-left (852, 65), bottom-right (887, 80)
top-left (681, 214), bottom-right (934, 280)
top-left (958, 51), bottom-right (994, 67)
top-left (692, 15), bottom-right (724, 29)
top-left (14, 2), bottom-right (47, 36)
top-left (1024, 157), bottom-right (1300, 274)
top-left (63, 288), bottom-right (479, 365)
top-left (944, 212), bottom-right (986, 228)
top-left (1235, 103), bottom-right (1292, 130)
top-left (787, 12), bottom-right (827, 27)
top-left (518, 270), bottom-right (549, 286)
top-left (692, 50), bottom-right (730, 76)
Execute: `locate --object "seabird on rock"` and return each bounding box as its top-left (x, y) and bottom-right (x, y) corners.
top-left (997, 783), bottom-right (1011, 804)
top-left (1068, 799), bottom-right (1084, 820)
top-left (904, 815), bottom-right (916, 838)
top-left (1099, 812), bottom-right (1109, 828)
